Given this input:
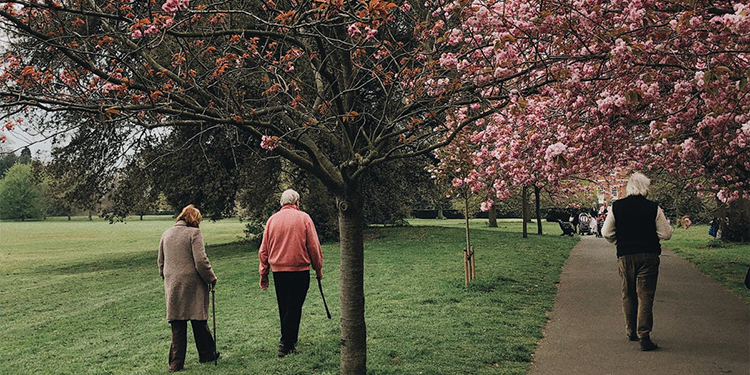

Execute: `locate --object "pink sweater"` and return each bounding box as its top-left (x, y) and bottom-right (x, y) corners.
top-left (259, 205), bottom-right (323, 277)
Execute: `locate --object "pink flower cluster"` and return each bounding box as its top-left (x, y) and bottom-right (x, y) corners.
top-left (426, 0), bottom-right (750, 202)
top-left (438, 53), bottom-right (458, 69)
top-left (347, 24), bottom-right (361, 38)
top-left (544, 142), bottom-right (567, 160)
top-left (364, 27), bottom-right (378, 40)
top-left (260, 135), bottom-right (280, 150)
top-left (347, 24), bottom-right (378, 40)
top-left (162, 0), bottom-right (189, 14)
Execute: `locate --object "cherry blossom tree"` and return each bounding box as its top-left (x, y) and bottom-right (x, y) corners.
top-left (432, 0), bottom-right (749, 239)
top-left (431, 130), bottom-right (489, 285)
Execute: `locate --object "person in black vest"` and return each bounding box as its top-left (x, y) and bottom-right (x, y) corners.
top-left (602, 172), bottom-right (672, 351)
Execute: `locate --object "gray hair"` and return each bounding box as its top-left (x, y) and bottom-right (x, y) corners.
top-left (626, 172), bottom-right (650, 197)
top-left (280, 189), bottom-right (300, 206)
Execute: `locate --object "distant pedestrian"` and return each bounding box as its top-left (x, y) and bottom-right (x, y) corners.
top-left (677, 215), bottom-right (692, 229)
top-left (602, 173), bottom-right (672, 351)
top-left (158, 205), bottom-right (219, 372)
top-left (571, 210), bottom-right (580, 233)
top-left (599, 202), bottom-right (609, 216)
top-left (259, 189), bottom-right (323, 357)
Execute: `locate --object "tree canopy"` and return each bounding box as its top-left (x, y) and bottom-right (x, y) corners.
top-left (0, 162), bottom-right (46, 220)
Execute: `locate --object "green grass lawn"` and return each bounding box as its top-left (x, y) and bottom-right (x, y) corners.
top-left (0, 216), bottom-right (576, 374)
top-left (664, 224), bottom-right (750, 303)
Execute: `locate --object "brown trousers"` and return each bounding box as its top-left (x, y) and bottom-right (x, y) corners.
top-left (618, 253), bottom-right (660, 339)
top-left (168, 320), bottom-right (216, 372)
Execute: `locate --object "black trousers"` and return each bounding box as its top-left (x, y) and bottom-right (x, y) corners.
top-left (273, 270), bottom-right (310, 349)
top-left (168, 320), bottom-right (216, 371)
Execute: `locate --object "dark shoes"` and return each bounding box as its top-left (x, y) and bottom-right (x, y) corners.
top-left (277, 343), bottom-right (298, 357)
top-left (199, 351), bottom-right (220, 363)
top-left (627, 334), bottom-right (639, 341)
top-left (639, 336), bottom-right (658, 351)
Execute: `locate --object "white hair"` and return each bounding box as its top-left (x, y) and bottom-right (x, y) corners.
top-left (626, 172), bottom-right (650, 197)
top-left (280, 189), bottom-right (300, 206)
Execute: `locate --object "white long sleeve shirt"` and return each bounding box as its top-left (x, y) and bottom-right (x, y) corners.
top-left (602, 205), bottom-right (672, 246)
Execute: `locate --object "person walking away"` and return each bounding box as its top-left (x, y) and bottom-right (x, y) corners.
top-left (259, 189), bottom-right (323, 357)
top-left (602, 173), bottom-right (672, 351)
top-left (158, 205), bottom-right (219, 372)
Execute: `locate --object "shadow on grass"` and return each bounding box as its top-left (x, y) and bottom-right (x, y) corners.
top-left (30, 241), bottom-right (260, 276)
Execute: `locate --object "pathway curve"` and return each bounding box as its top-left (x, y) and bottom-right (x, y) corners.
top-left (529, 236), bottom-right (749, 375)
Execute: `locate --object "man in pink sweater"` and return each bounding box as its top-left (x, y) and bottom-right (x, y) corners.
top-left (259, 189), bottom-right (323, 357)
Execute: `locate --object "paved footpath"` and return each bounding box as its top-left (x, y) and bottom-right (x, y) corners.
top-left (529, 236), bottom-right (749, 375)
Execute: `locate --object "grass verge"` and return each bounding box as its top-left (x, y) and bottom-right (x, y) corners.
top-left (664, 224), bottom-right (750, 303)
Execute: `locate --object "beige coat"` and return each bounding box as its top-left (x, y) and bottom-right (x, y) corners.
top-left (158, 221), bottom-right (217, 321)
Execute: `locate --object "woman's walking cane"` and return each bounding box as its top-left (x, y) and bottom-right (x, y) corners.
top-left (209, 283), bottom-right (218, 365)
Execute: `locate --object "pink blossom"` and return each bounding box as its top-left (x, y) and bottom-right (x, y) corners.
top-left (162, 0), bottom-right (189, 14)
top-left (347, 24), bottom-right (361, 38)
top-left (480, 200), bottom-right (493, 212)
top-left (447, 29), bottom-right (462, 46)
top-left (399, 1), bottom-right (411, 12)
top-left (260, 135), bottom-right (280, 150)
top-left (678, 138), bottom-right (697, 160)
top-left (742, 121), bottom-right (750, 135)
top-left (439, 52), bottom-right (458, 69)
top-left (365, 27), bottom-right (378, 40)
top-left (131, 29), bottom-right (143, 39)
top-left (545, 142), bottom-right (567, 159)
top-left (694, 71), bottom-right (705, 87)
top-left (144, 25), bottom-right (160, 35)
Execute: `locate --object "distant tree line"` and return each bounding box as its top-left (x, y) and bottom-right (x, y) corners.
top-left (0, 126), bottom-right (444, 242)
top-left (3, 137), bottom-right (741, 242)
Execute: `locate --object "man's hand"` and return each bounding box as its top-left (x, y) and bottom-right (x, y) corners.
top-left (260, 274), bottom-right (269, 290)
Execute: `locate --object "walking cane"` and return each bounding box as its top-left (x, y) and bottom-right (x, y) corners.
top-left (317, 277), bottom-right (332, 319)
top-left (209, 283), bottom-right (218, 366)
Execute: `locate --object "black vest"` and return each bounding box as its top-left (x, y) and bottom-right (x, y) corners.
top-left (612, 195), bottom-right (661, 257)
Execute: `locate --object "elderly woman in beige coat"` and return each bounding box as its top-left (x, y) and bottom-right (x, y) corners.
top-left (158, 205), bottom-right (218, 372)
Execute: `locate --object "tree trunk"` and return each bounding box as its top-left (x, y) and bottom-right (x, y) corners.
top-left (488, 204), bottom-right (497, 228)
top-left (88, 209), bottom-right (92, 221)
top-left (140, 213), bottom-right (144, 220)
top-left (725, 197), bottom-right (750, 242)
top-left (535, 186), bottom-right (542, 235)
top-left (67, 214), bottom-right (71, 221)
top-left (522, 186), bottom-right (529, 238)
top-left (437, 206), bottom-right (444, 220)
top-left (338, 189), bottom-right (366, 375)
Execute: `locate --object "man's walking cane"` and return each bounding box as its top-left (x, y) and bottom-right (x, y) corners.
top-left (209, 283), bottom-right (218, 365)
top-left (317, 277), bottom-right (332, 319)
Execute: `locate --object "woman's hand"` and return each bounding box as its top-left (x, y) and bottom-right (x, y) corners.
top-left (260, 274), bottom-right (269, 290)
